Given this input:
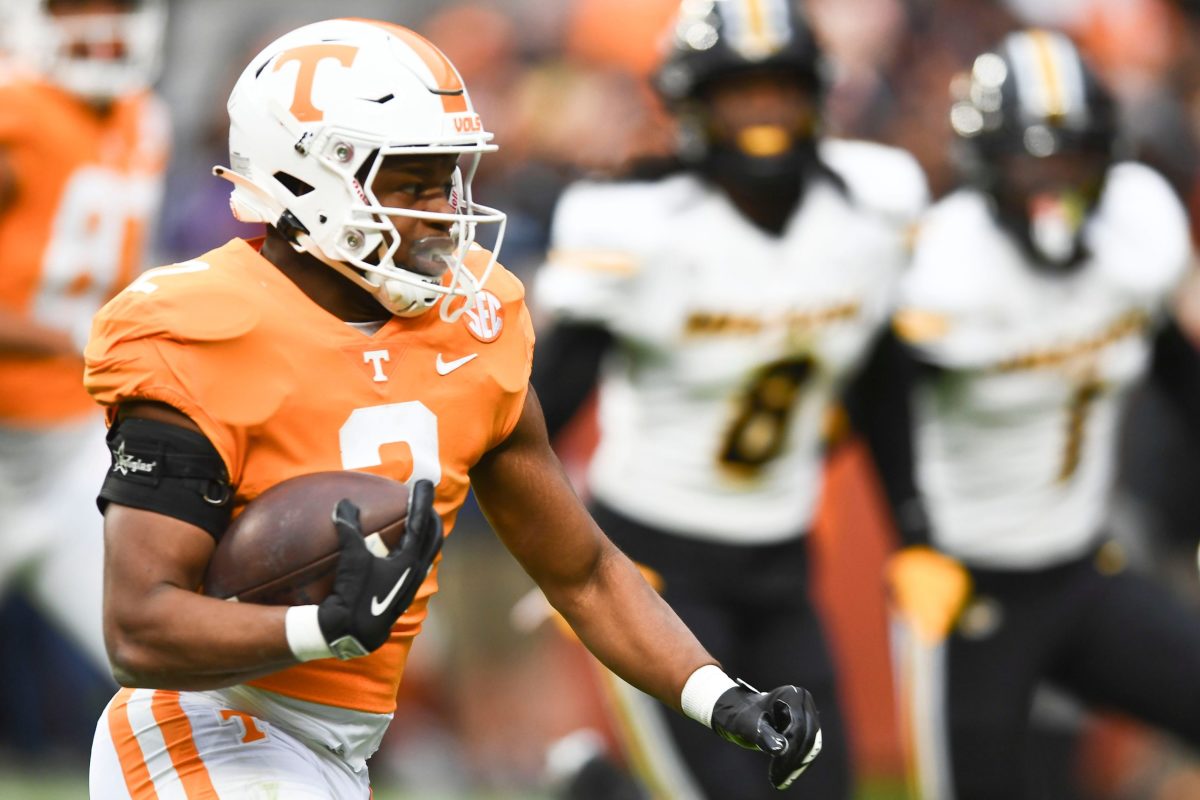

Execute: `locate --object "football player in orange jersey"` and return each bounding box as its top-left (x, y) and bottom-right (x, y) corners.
top-left (0, 0), bottom-right (167, 669)
top-left (82, 19), bottom-right (823, 798)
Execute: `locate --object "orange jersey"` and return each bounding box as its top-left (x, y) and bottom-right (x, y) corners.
top-left (0, 72), bottom-right (168, 425)
top-left (85, 238), bottom-right (534, 715)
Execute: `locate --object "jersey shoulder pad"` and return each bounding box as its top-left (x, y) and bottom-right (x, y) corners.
top-left (457, 249), bottom-right (534, 445)
top-left (548, 174), bottom-right (698, 262)
top-left (1091, 161), bottom-right (1191, 298)
top-left (903, 190), bottom-right (999, 316)
top-left (465, 247), bottom-right (525, 306)
top-left (537, 177), bottom-right (695, 327)
top-left (95, 257), bottom-right (261, 345)
top-left (819, 138), bottom-right (930, 223)
top-left (0, 77), bottom-right (51, 141)
top-left (85, 243), bottom-right (282, 448)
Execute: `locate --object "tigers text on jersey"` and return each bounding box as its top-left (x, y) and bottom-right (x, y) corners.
top-left (0, 72), bottom-right (168, 424)
top-left (899, 162), bottom-right (1191, 568)
top-left (84, 238), bottom-right (534, 765)
top-left (536, 140), bottom-right (928, 544)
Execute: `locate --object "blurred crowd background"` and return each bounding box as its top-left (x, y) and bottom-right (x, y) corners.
top-left (5, 0), bottom-right (1200, 797)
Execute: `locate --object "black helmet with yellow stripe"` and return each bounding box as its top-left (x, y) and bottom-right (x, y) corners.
top-left (652, 1), bottom-right (830, 229)
top-left (654, 0), bottom-right (824, 104)
top-left (951, 29), bottom-right (1121, 267)
top-left (950, 28), bottom-right (1118, 162)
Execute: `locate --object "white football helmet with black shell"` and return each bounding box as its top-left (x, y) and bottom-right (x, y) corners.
top-left (216, 18), bottom-right (507, 320)
top-left (3, 0), bottom-right (166, 102)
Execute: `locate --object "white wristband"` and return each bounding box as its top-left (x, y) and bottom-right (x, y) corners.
top-left (285, 605), bottom-right (334, 662)
top-left (681, 664), bottom-right (738, 729)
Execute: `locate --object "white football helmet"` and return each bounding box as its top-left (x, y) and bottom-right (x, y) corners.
top-left (217, 18), bottom-right (507, 320)
top-left (4, 0), bottom-right (166, 101)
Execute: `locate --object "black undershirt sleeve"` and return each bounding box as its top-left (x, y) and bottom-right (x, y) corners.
top-left (97, 417), bottom-right (234, 539)
top-left (841, 328), bottom-right (933, 547)
top-left (530, 321), bottom-right (615, 441)
top-left (1148, 316), bottom-right (1200, 448)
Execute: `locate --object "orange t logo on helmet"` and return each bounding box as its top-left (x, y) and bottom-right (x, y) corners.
top-left (273, 44), bottom-right (360, 122)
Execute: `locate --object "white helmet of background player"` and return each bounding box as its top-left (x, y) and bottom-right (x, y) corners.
top-left (216, 18), bottom-right (507, 320)
top-left (4, 0), bottom-right (166, 102)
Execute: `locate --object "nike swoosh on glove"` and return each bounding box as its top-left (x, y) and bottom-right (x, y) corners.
top-left (712, 683), bottom-right (822, 791)
top-left (316, 479), bottom-right (444, 659)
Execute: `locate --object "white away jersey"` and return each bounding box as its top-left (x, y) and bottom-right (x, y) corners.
top-left (536, 140), bottom-right (928, 543)
top-left (899, 162), bottom-right (1191, 568)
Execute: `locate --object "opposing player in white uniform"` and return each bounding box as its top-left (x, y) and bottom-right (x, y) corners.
top-left (0, 0), bottom-right (167, 668)
top-left (887, 29), bottom-right (1200, 800)
top-left (534, 1), bottom-right (927, 797)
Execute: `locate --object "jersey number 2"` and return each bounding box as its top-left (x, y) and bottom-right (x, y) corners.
top-left (339, 402), bottom-right (442, 485)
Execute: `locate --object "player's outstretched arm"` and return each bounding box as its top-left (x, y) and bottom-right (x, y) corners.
top-left (470, 388), bottom-right (708, 707)
top-left (469, 389), bottom-right (822, 790)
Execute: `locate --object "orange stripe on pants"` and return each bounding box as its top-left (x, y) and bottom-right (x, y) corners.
top-left (108, 688), bottom-right (159, 800)
top-left (150, 690), bottom-right (220, 798)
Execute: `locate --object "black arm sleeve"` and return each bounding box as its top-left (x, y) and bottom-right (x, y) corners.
top-left (98, 417), bottom-right (233, 539)
top-left (530, 321), bottom-right (614, 440)
top-left (1148, 316), bottom-right (1200, 447)
top-left (841, 328), bottom-right (933, 546)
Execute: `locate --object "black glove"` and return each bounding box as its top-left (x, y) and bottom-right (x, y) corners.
top-left (316, 479), bottom-right (444, 659)
top-left (711, 683), bottom-right (822, 791)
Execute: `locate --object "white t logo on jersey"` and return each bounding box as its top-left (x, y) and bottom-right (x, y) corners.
top-left (363, 349), bottom-right (391, 382)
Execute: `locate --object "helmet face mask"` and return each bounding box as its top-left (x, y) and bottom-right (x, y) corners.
top-left (655, 0), bottom-right (825, 195)
top-left (950, 29), bottom-right (1119, 269)
top-left (218, 18), bottom-right (507, 320)
top-left (5, 0), bottom-right (165, 102)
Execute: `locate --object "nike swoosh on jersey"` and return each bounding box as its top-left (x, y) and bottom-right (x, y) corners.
top-left (436, 352), bottom-right (478, 375)
top-left (370, 568), bottom-right (412, 616)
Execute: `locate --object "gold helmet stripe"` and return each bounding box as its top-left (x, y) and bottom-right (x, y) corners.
top-left (1028, 29), bottom-right (1067, 120)
top-left (724, 0), bottom-right (792, 58)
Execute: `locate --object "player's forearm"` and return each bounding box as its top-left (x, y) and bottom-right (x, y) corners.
top-left (106, 585), bottom-right (297, 689)
top-left (547, 545), bottom-right (715, 712)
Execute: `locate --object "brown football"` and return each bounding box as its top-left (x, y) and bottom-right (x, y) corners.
top-left (203, 471), bottom-right (409, 605)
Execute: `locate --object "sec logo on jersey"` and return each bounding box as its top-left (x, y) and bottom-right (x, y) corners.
top-left (464, 290), bottom-right (503, 343)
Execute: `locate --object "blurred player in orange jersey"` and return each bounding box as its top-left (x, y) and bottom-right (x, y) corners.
top-left (83, 19), bottom-right (823, 799)
top-left (0, 0), bottom-right (168, 667)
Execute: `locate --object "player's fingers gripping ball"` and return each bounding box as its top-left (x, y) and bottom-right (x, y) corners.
top-left (316, 480), bottom-right (445, 659)
top-left (203, 471), bottom-right (445, 663)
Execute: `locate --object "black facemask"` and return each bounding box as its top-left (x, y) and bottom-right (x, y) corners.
top-left (696, 137), bottom-right (818, 233)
